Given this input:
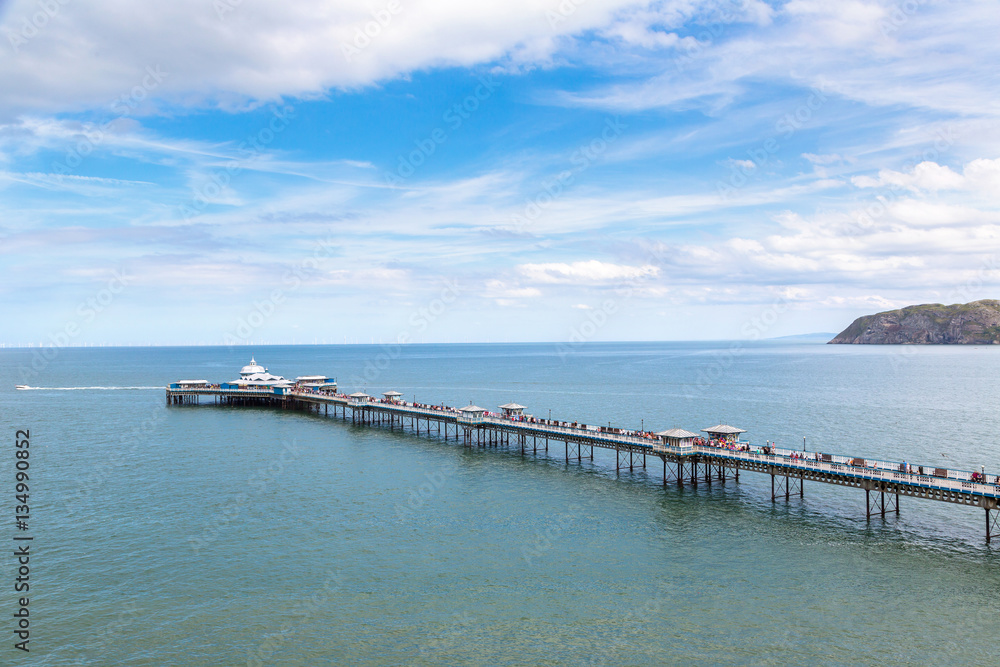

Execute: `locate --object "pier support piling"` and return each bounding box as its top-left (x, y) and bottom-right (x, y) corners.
top-left (987, 508), bottom-right (1000, 544)
top-left (771, 473), bottom-right (803, 502)
top-left (865, 484), bottom-right (899, 520)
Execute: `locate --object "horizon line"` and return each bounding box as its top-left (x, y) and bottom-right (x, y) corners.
top-left (0, 334), bottom-right (842, 349)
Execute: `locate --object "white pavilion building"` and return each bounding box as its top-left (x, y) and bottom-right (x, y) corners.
top-left (227, 357), bottom-right (293, 388)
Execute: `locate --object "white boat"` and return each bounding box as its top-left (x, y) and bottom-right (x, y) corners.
top-left (15, 385), bottom-right (29, 390)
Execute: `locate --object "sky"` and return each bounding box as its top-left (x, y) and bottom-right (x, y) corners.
top-left (1, 0), bottom-right (999, 346)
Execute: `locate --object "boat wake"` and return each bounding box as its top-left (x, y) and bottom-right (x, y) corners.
top-left (15, 386), bottom-right (163, 391)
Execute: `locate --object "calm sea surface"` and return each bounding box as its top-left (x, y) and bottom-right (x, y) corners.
top-left (2, 341), bottom-right (1000, 665)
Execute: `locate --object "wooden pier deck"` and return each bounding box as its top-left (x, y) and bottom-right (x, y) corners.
top-left (167, 384), bottom-right (1000, 543)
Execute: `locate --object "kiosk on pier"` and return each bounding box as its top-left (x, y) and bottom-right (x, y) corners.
top-left (457, 404), bottom-right (486, 425)
top-left (498, 402), bottom-right (527, 418)
top-left (701, 424), bottom-right (746, 443)
top-left (655, 428), bottom-right (698, 449)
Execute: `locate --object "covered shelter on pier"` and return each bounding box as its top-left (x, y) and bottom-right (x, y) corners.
top-left (701, 424), bottom-right (746, 443)
top-left (382, 390), bottom-right (404, 403)
top-left (170, 380), bottom-right (209, 389)
top-left (348, 391), bottom-right (371, 404)
top-left (655, 428), bottom-right (698, 448)
top-left (498, 402), bottom-right (527, 417)
top-left (457, 404), bottom-right (486, 424)
top-left (295, 375), bottom-right (337, 391)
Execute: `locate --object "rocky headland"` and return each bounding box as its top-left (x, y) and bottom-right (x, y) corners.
top-left (829, 300), bottom-right (1000, 344)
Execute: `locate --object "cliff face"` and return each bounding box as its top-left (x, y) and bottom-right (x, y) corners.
top-left (829, 300), bottom-right (1000, 344)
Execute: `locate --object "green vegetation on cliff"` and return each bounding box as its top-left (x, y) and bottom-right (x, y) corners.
top-left (829, 300), bottom-right (1000, 344)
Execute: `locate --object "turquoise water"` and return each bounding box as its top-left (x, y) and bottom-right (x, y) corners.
top-left (2, 341), bottom-right (1000, 665)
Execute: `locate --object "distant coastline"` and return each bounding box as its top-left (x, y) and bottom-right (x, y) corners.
top-left (768, 332), bottom-right (838, 341)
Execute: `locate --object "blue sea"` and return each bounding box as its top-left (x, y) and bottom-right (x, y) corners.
top-left (2, 340), bottom-right (1000, 665)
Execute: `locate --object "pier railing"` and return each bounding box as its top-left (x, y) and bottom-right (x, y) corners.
top-left (698, 446), bottom-right (1000, 498)
top-left (703, 442), bottom-right (994, 483)
top-left (315, 395), bottom-right (462, 418)
top-left (170, 387), bottom-right (997, 493)
top-left (477, 415), bottom-right (660, 449)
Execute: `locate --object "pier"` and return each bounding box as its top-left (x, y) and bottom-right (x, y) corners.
top-left (167, 363), bottom-right (1000, 543)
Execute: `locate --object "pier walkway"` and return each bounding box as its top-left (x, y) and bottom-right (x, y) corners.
top-left (167, 382), bottom-right (1000, 543)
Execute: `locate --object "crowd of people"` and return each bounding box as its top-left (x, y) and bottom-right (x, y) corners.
top-left (289, 391), bottom-right (998, 486)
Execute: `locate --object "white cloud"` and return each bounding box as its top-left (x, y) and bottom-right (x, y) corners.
top-left (482, 279), bottom-right (542, 302)
top-left (964, 158), bottom-right (1000, 195)
top-left (802, 152), bottom-right (847, 165)
top-left (517, 259), bottom-right (659, 284)
top-left (725, 158), bottom-right (756, 171)
top-left (851, 158), bottom-right (1000, 194)
top-left (563, 0), bottom-right (1000, 121)
top-left (820, 294), bottom-right (898, 309)
top-left (0, 0), bottom-right (647, 116)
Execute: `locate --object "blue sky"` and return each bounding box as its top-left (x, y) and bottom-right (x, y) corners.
top-left (1, 0), bottom-right (999, 345)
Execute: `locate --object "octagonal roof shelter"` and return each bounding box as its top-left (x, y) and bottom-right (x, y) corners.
top-left (656, 427), bottom-right (698, 441)
top-left (498, 402), bottom-right (527, 416)
top-left (654, 428), bottom-right (698, 450)
top-left (701, 424), bottom-right (746, 442)
top-left (457, 404), bottom-right (486, 424)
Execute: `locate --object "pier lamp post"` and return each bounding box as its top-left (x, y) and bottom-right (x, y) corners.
top-left (803, 436), bottom-right (806, 452)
